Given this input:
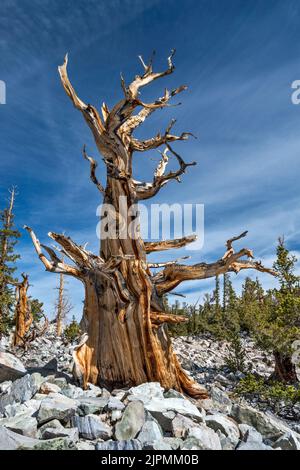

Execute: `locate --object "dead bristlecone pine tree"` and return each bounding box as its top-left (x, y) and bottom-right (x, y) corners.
top-left (24, 51), bottom-right (276, 397)
top-left (12, 273), bottom-right (32, 347)
top-left (54, 258), bottom-right (72, 336)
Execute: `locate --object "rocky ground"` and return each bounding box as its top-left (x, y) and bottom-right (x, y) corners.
top-left (0, 328), bottom-right (299, 451)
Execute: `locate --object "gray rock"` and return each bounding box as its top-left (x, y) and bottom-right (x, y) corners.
top-left (42, 426), bottom-right (79, 442)
top-left (137, 420), bottom-right (163, 443)
top-left (231, 403), bottom-right (293, 440)
top-left (0, 373), bottom-right (44, 413)
top-left (163, 389), bottom-right (185, 399)
top-left (205, 414), bottom-right (240, 447)
top-left (96, 439), bottom-right (142, 450)
top-left (60, 383), bottom-right (86, 399)
top-left (144, 397), bottom-right (203, 423)
top-left (171, 414), bottom-right (198, 438)
top-left (0, 413), bottom-right (37, 438)
top-left (111, 389), bottom-right (127, 401)
top-left (128, 382), bottom-right (164, 401)
top-left (77, 396), bottom-right (109, 415)
top-left (72, 414), bottom-right (112, 440)
top-left (3, 399), bottom-right (41, 418)
top-left (0, 381), bottom-right (12, 394)
top-left (0, 425), bottom-right (75, 450)
top-left (38, 419), bottom-right (64, 437)
top-left (0, 352), bottom-right (27, 382)
top-left (115, 401), bottom-right (145, 440)
top-left (162, 437), bottom-right (184, 449)
top-left (273, 432), bottom-right (300, 450)
top-left (37, 394), bottom-right (77, 424)
top-left (76, 440), bottom-right (96, 450)
top-left (149, 410), bottom-right (175, 432)
top-left (0, 425), bottom-right (39, 449)
top-left (25, 436), bottom-right (76, 450)
top-left (210, 387), bottom-right (232, 414)
top-left (187, 425), bottom-right (222, 450)
top-left (40, 382), bottom-right (61, 394)
top-left (181, 436), bottom-right (208, 450)
top-left (111, 409), bottom-right (122, 423)
top-left (143, 439), bottom-right (173, 450)
top-left (237, 425), bottom-right (272, 450)
top-left (106, 397), bottom-right (125, 411)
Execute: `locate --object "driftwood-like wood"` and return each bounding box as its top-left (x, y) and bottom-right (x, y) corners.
top-left (25, 52), bottom-right (276, 397)
top-left (13, 274), bottom-right (32, 347)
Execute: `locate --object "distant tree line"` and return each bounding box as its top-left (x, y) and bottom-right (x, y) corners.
top-left (168, 238), bottom-right (300, 385)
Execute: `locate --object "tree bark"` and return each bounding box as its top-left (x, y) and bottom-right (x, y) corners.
top-left (13, 274), bottom-right (32, 347)
top-left (0, 188), bottom-right (15, 337)
top-left (269, 351), bottom-right (298, 383)
top-left (25, 52), bottom-right (276, 398)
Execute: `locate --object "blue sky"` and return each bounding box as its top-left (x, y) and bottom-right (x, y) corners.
top-left (1, 0), bottom-right (300, 320)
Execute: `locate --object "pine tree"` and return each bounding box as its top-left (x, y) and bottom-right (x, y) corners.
top-left (214, 275), bottom-right (221, 314)
top-left (249, 238), bottom-right (300, 383)
top-left (0, 188), bottom-right (20, 337)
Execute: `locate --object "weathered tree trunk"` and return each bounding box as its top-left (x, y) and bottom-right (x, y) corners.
top-left (25, 51), bottom-right (276, 397)
top-left (269, 351), bottom-right (298, 383)
top-left (13, 274), bottom-right (32, 347)
top-left (0, 188), bottom-right (15, 337)
top-left (56, 272), bottom-right (64, 337)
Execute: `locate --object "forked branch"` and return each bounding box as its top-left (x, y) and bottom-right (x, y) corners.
top-left (82, 145), bottom-right (105, 194)
top-left (154, 231), bottom-right (277, 295)
top-left (24, 226), bottom-right (82, 277)
top-left (135, 145), bottom-right (196, 200)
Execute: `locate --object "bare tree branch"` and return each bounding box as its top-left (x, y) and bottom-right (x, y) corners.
top-left (154, 232), bottom-right (277, 295)
top-left (144, 234), bottom-right (197, 253)
top-left (135, 145), bottom-right (197, 200)
top-left (150, 312), bottom-right (188, 325)
top-left (82, 145), bottom-right (105, 194)
top-left (24, 226), bottom-right (81, 277)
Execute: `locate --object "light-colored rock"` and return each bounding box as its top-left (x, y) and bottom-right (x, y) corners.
top-left (143, 439), bottom-right (173, 450)
top-left (111, 409), bottom-right (122, 423)
top-left (187, 425), bottom-right (222, 450)
top-left (0, 373), bottom-right (44, 413)
top-left (0, 413), bottom-right (37, 438)
top-left (145, 397), bottom-right (203, 423)
top-left (128, 382), bottom-right (164, 401)
top-left (76, 440), bottom-right (96, 450)
top-left (163, 389), bottom-right (185, 399)
top-left (37, 394), bottom-right (77, 424)
top-left (0, 352), bottom-right (27, 382)
top-left (0, 381), bottom-right (12, 394)
top-left (137, 420), bottom-right (163, 443)
top-left (0, 425), bottom-right (39, 449)
top-left (148, 410), bottom-right (175, 432)
top-left (210, 387), bottom-right (232, 414)
top-left (38, 419), bottom-right (64, 438)
top-left (171, 414), bottom-right (198, 438)
top-left (77, 396), bottom-right (109, 415)
top-left (162, 437), bottom-right (183, 449)
top-left (273, 432), bottom-right (300, 450)
top-left (106, 397), bottom-right (125, 411)
top-left (25, 436), bottom-right (76, 450)
top-left (40, 382), bottom-right (61, 395)
top-left (96, 439), bottom-right (142, 450)
top-left (0, 424), bottom-right (75, 450)
top-left (115, 401), bottom-right (145, 440)
top-left (231, 403), bottom-right (292, 440)
top-left (72, 414), bottom-right (112, 440)
top-left (42, 425), bottom-right (79, 442)
top-left (205, 414), bottom-right (240, 447)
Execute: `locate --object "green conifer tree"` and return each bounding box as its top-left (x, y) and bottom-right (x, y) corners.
top-left (0, 188), bottom-right (21, 337)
